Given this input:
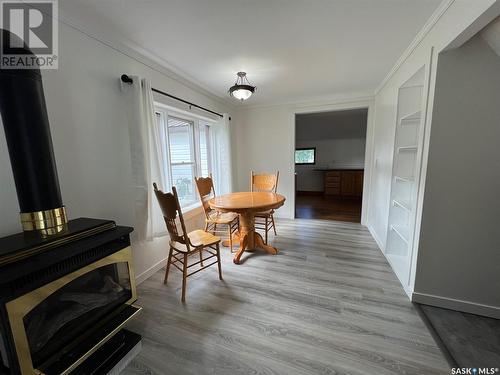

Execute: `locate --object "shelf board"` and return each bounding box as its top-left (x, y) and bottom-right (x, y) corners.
top-left (391, 225), bottom-right (409, 244)
top-left (393, 199), bottom-right (411, 212)
top-left (394, 176), bottom-right (414, 183)
top-left (400, 84), bottom-right (424, 90)
top-left (397, 145), bottom-right (418, 153)
top-left (400, 110), bottom-right (421, 122)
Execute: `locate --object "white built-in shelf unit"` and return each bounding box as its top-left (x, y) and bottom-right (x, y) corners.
top-left (385, 67), bottom-right (425, 289)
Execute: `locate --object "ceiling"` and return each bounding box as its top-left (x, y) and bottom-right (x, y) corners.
top-left (296, 109), bottom-right (367, 141)
top-left (59, 0), bottom-right (442, 106)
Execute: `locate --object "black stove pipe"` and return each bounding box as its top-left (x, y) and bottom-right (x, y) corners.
top-left (0, 29), bottom-right (66, 234)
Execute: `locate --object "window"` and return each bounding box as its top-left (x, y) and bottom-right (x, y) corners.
top-left (155, 107), bottom-right (213, 208)
top-left (295, 148), bottom-right (316, 165)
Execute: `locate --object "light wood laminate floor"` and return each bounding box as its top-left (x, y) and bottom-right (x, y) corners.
top-left (123, 219), bottom-right (449, 375)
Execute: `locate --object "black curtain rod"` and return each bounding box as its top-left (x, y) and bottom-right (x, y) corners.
top-left (121, 74), bottom-right (224, 118)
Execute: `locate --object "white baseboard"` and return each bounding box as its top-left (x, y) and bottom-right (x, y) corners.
top-left (385, 254), bottom-right (413, 299)
top-left (367, 224), bottom-right (415, 299)
top-left (366, 223), bottom-right (500, 318)
top-left (412, 292), bottom-right (500, 319)
top-left (135, 258), bottom-right (166, 285)
top-left (367, 223), bottom-right (385, 252)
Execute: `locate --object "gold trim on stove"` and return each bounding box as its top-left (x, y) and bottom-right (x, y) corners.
top-left (59, 305), bottom-right (142, 375)
top-left (5, 246), bottom-right (138, 374)
top-left (0, 221), bottom-right (116, 267)
top-left (20, 206), bottom-right (68, 235)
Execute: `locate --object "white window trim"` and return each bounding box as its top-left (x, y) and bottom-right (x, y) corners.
top-left (155, 101), bottom-right (218, 124)
top-left (155, 102), bottom-right (216, 215)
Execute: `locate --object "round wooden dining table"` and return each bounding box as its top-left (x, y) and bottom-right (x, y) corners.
top-left (209, 192), bottom-right (286, 264)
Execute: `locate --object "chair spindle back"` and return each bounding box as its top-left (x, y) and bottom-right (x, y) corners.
top-left (153, 183), bottom-right (190, 250)
top-left (251, 171), bottom-right (279, 193)
top-left (194, 175), bottom-right (216, 219)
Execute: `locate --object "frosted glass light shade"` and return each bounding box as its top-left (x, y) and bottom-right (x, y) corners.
top-left (231, 88), bottom-right (252, 100)
top-left (229, 84), bottom-right (255, 101)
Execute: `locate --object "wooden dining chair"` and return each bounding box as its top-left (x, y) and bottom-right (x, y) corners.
top-left (195, 174), bottom-right (239, 253)
top-left (251, 171), bottom-right (279, 244)
top-left (153, 183), bottom-right (222, 302)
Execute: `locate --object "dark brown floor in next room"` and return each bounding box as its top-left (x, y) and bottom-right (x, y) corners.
top-left (295, 193), bottom-right (362, 223)
top-left (417, 304), bottom-right (500, 368)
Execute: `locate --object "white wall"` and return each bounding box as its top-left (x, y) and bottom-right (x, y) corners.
top-left (366, 0), bottom-right (500, 314)
top-left (294, 110), bottom-right (367, 191)
top-left (413, 35), bottom-right (500, 317)
top-left (233, 4), bottom-right (500, 228)
top-left (366, 0), bottom-right (500, 251)
top-left (234, 97), bottom-right (374, 220)
top-left (0, 21), bottom-right (235, 281)
top-left (234, 105), bottom-right (294, 217)
top-left (295, 139), bottom-right (366, 191)
top-left (295, 109), bottom-right (368, 141)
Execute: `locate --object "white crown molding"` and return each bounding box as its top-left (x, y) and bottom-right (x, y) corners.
top-left (56, 9), bottom-right (236, 111)
top-left (375, 0), bottom-right (455, 95)
top-left (239, 91), bottom-right (374, 111)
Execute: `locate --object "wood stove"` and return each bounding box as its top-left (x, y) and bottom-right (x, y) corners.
top-left (0, 29), bottom-right (142, 374)
top-left (0, 219), bottom-right (141, 374)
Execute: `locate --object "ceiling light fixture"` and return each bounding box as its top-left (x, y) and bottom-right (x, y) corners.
top-left (229, 72), bottom-right (256, 101)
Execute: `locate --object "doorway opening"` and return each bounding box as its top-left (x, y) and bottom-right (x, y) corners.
top-left (294, 108), bottom-right (368, 223)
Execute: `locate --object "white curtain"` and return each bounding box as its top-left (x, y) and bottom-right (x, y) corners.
top-left (122, 76), bottom-right (167, 241)
top-left (211, 114), bottom-right (233, 195)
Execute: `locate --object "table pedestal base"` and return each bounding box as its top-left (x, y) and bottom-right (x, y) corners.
top-left (233, 212), bottom-right (278, 264)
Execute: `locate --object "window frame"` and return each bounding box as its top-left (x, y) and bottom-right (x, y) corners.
top-left (196, 121), bottom-right (213, 178)
top-left (295, 147), bottom-right (316, 165)
top-left (154, 103), bottom-right (216, 210)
